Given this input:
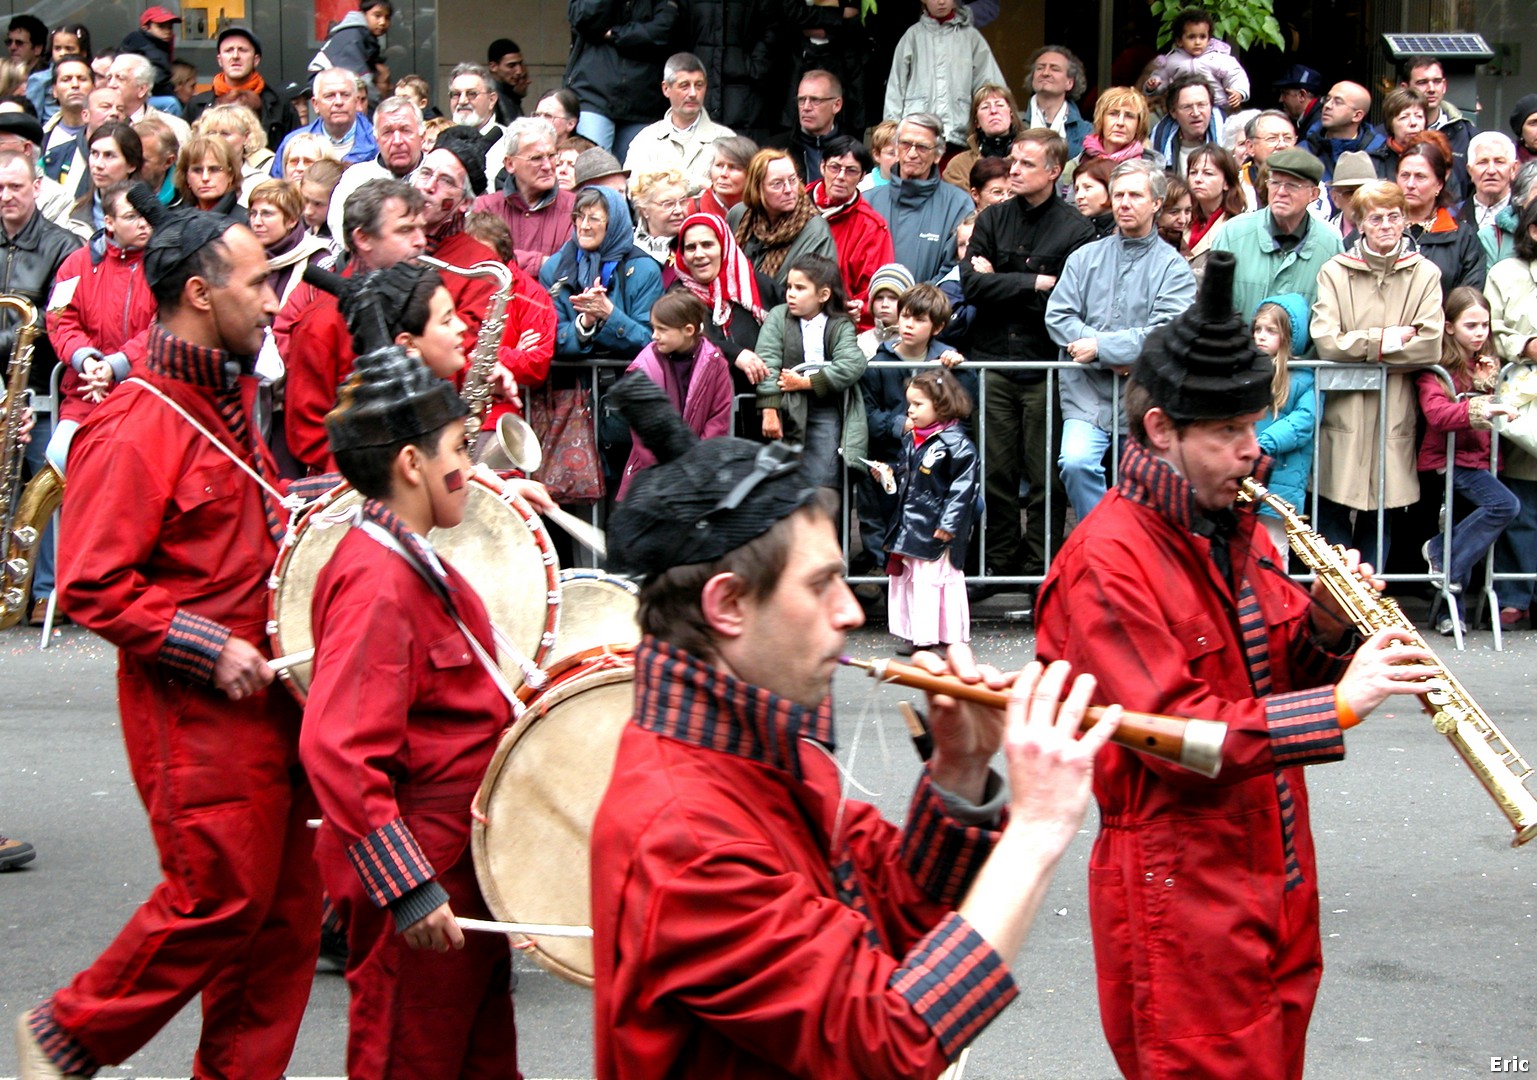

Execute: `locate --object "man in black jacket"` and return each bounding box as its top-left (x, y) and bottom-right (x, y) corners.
top-left (0, 148), bottom-right (83, 620)
top-left (764, 69), bottom-right (845, 182)
top-left (184, 27), bottom-right (300, 154)
top-left (960, 128), bottom-right (1094, 601)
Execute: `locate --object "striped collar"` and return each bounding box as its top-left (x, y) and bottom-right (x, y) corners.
top-left (633, 636), bottom-right (836, 780)
top-left (1117, 440), bottom-right (1271, 536)
top-left (143, 324), bottom-right (245, 392)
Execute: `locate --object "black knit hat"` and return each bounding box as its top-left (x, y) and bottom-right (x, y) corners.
top-left (126, 182), bottom-right (242, 291)
top-left (605, 372), bottom-right (818, 578)
top-left (303, 261), bottom-right (443, 356)
top-left (1131, 250), bottom-right (1274, 422)
top-left (431, 125), bottom-right (489, 198)
top-left (325, 345), bottom-right (468, 453)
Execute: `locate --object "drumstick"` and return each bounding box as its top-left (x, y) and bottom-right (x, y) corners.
top-left (455, 917), bottom-right (594, 938)
top-left (543, 506), bottom-right (607, 558)
top-left (268, 648), bottom-right (314, 672)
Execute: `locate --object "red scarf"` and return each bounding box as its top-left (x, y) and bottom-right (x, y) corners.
top-left (212, 71), bottom-right (267, 98)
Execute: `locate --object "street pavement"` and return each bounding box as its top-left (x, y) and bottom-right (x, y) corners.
top-left (3, 609), bottom-right (1537, 1078)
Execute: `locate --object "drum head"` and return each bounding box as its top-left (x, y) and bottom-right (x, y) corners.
top-left (270, 477), bottom-right (559, 701)
top-left (550, 570), bottom-right (639, 667)
top-left (472, 654), bottom-right (634, 986)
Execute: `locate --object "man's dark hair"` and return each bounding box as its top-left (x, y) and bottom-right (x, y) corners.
top-left (152, 237), bottom-right (234, 313)
top-left (1125, 379), bottom-right (1193, 445)
top-left (342, 177), bottom-right (425, 255)
top-left (7, 16), bottom-right (46, 53)
top-left (334, 429), bottom-right (443, 500)
top-left (487, 38), bottom-right (520, 65)
top-left (821, 134), bottom-right (872, 175)
top-left (1027, 45), bottom-right (1086, 102)
top-left (51, 54), bottom-right (92, 85)
top-left (1166, 71), bottom-right (1216, 111)
top-left (1169, 7), bottom-right (1213, 40)
top-left (637, 495), bottom-right (835, 662)
top-left (1399, 55), bottom-right (1443, 82)
top-left (1514, 197), bottom-right (1537, 263)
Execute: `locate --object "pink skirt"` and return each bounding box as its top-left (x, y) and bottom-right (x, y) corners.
top-left (888, 555), bottom-right (970, 646)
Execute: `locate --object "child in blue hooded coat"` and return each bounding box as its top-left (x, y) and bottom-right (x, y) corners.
top-left (1251, 293), bottom-right (1319, 561)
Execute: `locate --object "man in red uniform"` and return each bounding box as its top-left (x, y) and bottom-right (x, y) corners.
top-left (17, 188), bottom-right (332, 1077)
top-left (1034, 251), bottom-right (1440, 1079)
top-left (588, 373), bottom-right (1121, 1079)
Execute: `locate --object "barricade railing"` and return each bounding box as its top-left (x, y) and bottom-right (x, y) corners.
top-left (539, 357), bottom-right (1519, 651)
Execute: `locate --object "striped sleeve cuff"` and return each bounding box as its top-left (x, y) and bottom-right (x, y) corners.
top-left (346, 818), bottom-right (439, 908)
top-left (1292, 623), bottom-right (1355, 686)
top-left (388, 879), bottom-right (451, 933)
top-left (160, 609), bottom-right (231, 684)
top-left (286, 471), bottom-right (344, 504)
top-left (1265, 687), bottom-right (1347, 767)
top-left (891, 912), bottom-right (1018, 1060)
top-left (900, 772), bottom-right (1001, 908)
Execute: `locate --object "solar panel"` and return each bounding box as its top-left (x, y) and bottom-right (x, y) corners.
top-left (1381, 33), bottom-right (1494, 61)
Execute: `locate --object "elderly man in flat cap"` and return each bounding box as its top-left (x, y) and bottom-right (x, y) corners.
top-left (17, 190), bottom-right (339, 1080)
top-left (587, 372), bottom-right (1121, 1079)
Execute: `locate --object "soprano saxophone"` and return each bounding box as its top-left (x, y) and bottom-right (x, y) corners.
top-left (0, 295), bottom-right (49, 631)
top-left (1240, 477), bottom-right (1537, 847)
top-left (419, 255), bottom-right (513, 441)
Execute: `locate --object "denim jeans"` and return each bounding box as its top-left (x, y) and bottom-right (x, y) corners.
top-left (1059, 417), bottom-right (1112, 522)
top-left (1426, 468), bottom-right (1521, 590)
top-left (1495, 476), bottom-right (1537, 609)
top-left (981, 372), bottom-right (1064, 578)
top-left (574, 112), bottom-right (647, 160)
top-left (1314, 496), bottom-right (1389, 571)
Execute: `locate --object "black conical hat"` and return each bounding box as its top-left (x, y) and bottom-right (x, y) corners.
top-left (324, 345), bottom-right (468, 453)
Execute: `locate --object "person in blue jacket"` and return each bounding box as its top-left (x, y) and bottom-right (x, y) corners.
top-left (1251, 291), bottom-right (1320, 562)
top-left (540, 185), bottom-right (664, 359)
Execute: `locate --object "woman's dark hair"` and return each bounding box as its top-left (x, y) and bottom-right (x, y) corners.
top-left (1170, 7), bottom-right (1213, 40)
top-left (1398, 130), bottom-right (1455, 208)
top-left (1075, 155), bottom-right (1116, 192)
top-left (820, 134), bottom-right (873, 176)
top-left (50, 23), bottom-right (92, 64)
top-left (1186, 144), bottom-right (1245, 220)
top-left (650, 288), bottom-right (709, 331)
top-left (907, 368), bottom-right (972, 422)
top-left (89, 122), bottom-right (144, 179)
top-left (99, 179), bottom-right (139, 219)
top-left (968, 155), bottom-right (1009, 192)
top-left (785, 253), bottom-right (848, 318)
top-left (1514, 196), bottom-right (1537, 262)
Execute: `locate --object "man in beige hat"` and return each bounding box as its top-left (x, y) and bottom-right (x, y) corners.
top-left (1319, 148), bottom-right (1376, 233)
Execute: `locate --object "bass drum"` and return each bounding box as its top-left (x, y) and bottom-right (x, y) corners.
top-left (472, 646), bottom-right (635, 986)
top-left (268, 474), bottom-right (560, 702)
top-left (549, 569), bottom-right (639, 668)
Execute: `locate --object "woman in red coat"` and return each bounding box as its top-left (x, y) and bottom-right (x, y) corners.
top-left (809, 134), bottom-right (896, 332)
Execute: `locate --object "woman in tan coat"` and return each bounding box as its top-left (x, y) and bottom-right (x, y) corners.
top-left (1310, 180), bottom-right (1445, 564)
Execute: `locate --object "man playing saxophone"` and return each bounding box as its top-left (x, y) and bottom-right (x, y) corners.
top-left (1035, 252), bottom-right (1441, 1080)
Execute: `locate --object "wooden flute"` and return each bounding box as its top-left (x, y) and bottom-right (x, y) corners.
top-left (839, 656), bottom-right (1227, 778)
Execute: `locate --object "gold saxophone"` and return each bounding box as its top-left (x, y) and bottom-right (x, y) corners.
top-left (0, 294), bottom-right (56, 631)
top-left (419, 255), bottom-right (513, 441)
top-left (1240, 477), bottom-right (1537, 847)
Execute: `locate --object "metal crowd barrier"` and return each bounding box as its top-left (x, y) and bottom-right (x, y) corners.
top-left (545, 357), bottom-right (1535, 651)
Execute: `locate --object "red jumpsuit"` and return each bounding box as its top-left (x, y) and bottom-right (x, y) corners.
top-left (300, 511), bottom-right (518, 1080)
top-left (590, 637), bottom-right (1018, 1080)
top-left (39, 328), bottom-right (322, 1077)
top-left (1035, 444), bottom-right (1356, 1080)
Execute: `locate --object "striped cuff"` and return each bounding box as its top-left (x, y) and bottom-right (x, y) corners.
top-left (159, 609), bottom-right (231, 685)
top-left (27, 999), bottom-right (100, 1076)
top-left (900, 773), bottom-right (1000, 908)
top-left (1265, 687), bottom-right (1347, 767)
top-left (891, 912), bottom-right (1018, 1060)
top-left (287, 471), bottom-right (344, 504)
top-left (389, 879), bottom-right (451, 933)
top-left (1292, 622), bottom-right (1355, 686)
top-left (347, 818), bottom-right (438, 908)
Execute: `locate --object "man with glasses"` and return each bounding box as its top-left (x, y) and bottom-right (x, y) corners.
top-left (271, 67), bottom-right (378, 174)
top-left (487, 38), bottom-right (530, 124)
top-left (1212, 147), bottom-right (1340, 325)
top-left (473, 116), bottom-right (575, 276)
top-left (623, 52), bottom-right (735, 191)
top-left (1240, 109), bottom-right (1296, 209)
top-left (1150, 71), bottom-right (1223, 174)
top-left (448, 62), bottom-right (511, 182)
top-left (1400, 56), bottom-right (1473, 200)
top-left (866, 112), bottom-right (973, 282)
top-left (1302, 81), bottom-right (1374, 185)
top-left (766, 69), bottom-right (845, 181)
top-left (325, 94), bottom-right (426, 241)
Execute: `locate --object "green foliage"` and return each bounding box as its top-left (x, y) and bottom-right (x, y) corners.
top-left (1150, 0), bottom-right (1285, 53)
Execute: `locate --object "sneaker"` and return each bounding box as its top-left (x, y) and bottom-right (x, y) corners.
top-left (894, 640), bottom-right (916, 657)
top-left (0, 835), bottom-right (35, 871)
top-left (1501, 607), bottom-right (1527, 628)
top-left (316, 923), bottom-right (348, 973)
top-left (1421, 541), bottom-right (1462, 594)
top-left (1437, 616), bottom-right (1458, 637)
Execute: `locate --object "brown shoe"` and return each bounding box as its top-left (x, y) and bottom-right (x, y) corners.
top-left (1501, 607), bottom-right (1527, 628)
top-left (0, 835), bottom-right (35, 870)
top-left (13, 1008), bottom-right (77, 1079)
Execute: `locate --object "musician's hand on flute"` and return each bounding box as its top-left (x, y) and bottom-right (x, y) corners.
top-left (913, 643), bottom-right (1013, 805)
top-left (1336, 627), bottom-right (1442, 720)
top-left (1309, 547), bottom-right (1383, 645)
top-left (214, 636), bottom-right (276, 700)
top-left (403, 901), bottom-right (466, 953)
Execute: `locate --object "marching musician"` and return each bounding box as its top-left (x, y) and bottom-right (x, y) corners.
top-left (298, 317), bottom-right (524, 1079)
top-left (17, 186), bottom-right (336, 1078)
top-left (588, 372), bottom-right (1120, 1079)
top-left (1033, 251), bottom-right (1441, 1078)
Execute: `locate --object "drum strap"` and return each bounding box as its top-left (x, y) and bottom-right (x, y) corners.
top-left (357, 520), bottom-right (526, 717)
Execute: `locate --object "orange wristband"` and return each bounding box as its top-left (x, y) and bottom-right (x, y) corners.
top-left (1334, 687), bottom-right (1361, 730)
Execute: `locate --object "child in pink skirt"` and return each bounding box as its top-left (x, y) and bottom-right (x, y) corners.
top-left (880, 368), bottom-right (979, 654)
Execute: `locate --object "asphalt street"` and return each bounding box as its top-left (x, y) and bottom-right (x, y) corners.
top-left (3, 609), bottom-right (1537, 1078)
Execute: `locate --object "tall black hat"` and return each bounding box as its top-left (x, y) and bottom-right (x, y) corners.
top-left (431, 125), bottom-right (490, 199)
top-left (126, 183), bottom-right (242, 291)
top-left (303, 261), bottom-right (442, 357)
top-left (325, 345), bottom-right (468, 453)
top-left (1131, 250), bottom-right (1274, 422)
top-left (605, 372), bottom-right (818, 578)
